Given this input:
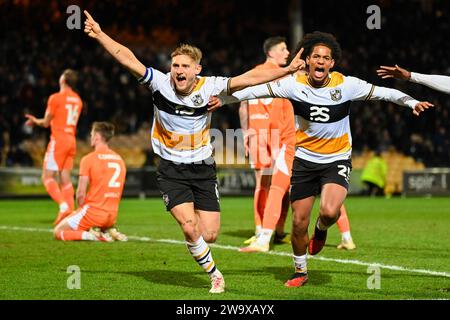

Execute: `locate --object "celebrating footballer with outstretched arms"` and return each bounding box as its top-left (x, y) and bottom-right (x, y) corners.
top-left (83, 10), bottom-right (305, 294)
top-left (209, 31), bottom-right (433, 289)
top-left (212, 68), bottom-right (434, 116)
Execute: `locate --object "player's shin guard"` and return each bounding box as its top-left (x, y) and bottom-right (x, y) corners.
top-left (276, 192), bottom-right (289, 233)
top-left (262, 185), bottom-right (286, 231)
top-left (55, 230), bottom-right (97, 241)
top-left (336, 205), bottom-right (350, 234)
top-left (43, 178), bottom-right (65, 205)
top-left (253, 187), bottom-right (268, 228)
top-left (186, 236), bottom-right (217, 274)
top-left (61, 183), bottom-right (75, 211)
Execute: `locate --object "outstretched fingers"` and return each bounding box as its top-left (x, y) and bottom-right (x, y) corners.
top-left (413, 101), bottom-right (434, 116)
top-left (376, 66), bottom-right (396, 78)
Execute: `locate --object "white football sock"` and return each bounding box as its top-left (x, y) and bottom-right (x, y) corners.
top-left (255, 225), bottom-right (262, 237)
top-left (59, 202), bottom-right (69, 213)
top-left (256, 228), bottom-right (273, 245)
top-left (186, 236), bottom-right (217, 274)
top-left (341, 231), bottom-right (352, 241)
top-left (293, 254), bottom-right (307, 273)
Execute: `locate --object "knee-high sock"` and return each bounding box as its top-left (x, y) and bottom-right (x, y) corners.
top-left (253, 187), bottom-right (268, 229)
top-left (55, 230), bottom-right (97, 241)
top-left (262, 169), bottom-right (290, 230)
top-left (186, 236), bottom-right (217, 274)
top-left (61, 183), bottom-right (75, 211)
top-left (336, 205), bottom-right (351, 233)
top-left (262, 185), bottom-right (286, 230)
top-left (43, 178), bottom-right (65, 205)
top-left (276, 192), bottom-right (290, 234)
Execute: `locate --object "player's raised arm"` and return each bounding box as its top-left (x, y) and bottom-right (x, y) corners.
top-left (83, 10), bottom-right (146, 79)
top-left (378, 64), bottom-right (450, 95)
top-left (228, 48), bottom-right (305, 94)
top-left (348, 76), bottom-right (434, 116)
top-left (369, 86), bottom-right (433, 116)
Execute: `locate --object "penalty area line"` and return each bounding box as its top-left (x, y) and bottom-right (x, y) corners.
top-left (1, 225), bottom-right (449, 279)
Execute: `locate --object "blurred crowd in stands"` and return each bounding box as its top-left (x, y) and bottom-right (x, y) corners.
top-left (1, 0), bottom-right (449, 167)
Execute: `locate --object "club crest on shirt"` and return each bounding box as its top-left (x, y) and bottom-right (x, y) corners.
top-left (191, 94), bottom-right (204, 106)
top-left (330, 88), bottom-right (342, 101)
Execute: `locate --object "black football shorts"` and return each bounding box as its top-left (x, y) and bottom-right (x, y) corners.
top-left (290, 157), bottom-right (352, 202)
top-left (156, 157), bottom-right (220, 212)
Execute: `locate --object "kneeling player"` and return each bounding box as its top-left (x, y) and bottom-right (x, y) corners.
top-left (54, 122), bottom-right (127, 242)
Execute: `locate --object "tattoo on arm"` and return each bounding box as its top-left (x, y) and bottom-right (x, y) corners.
top-left (181, 219), bottom-right (193, 227)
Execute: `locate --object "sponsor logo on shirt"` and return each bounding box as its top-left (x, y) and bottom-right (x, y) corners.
top-left (250, 113), bottom-right (270, 120)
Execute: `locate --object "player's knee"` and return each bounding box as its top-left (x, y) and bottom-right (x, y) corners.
top-left (319, 204), bottom-right (340, 222)
top-left (181, 223), bottom-right (200, 241)
top-left (203, 230), bottom-right (218, 243)
top-left (60, 173), bottom-right (72, 186)
top-left (42, 172), bottom-right (56, 183)
top-left (53, 228), bottom-right (62, 240)
top-left (41, 174), bottom-right (50, 184)
top-left (292, 214), bottom-right (309, 232)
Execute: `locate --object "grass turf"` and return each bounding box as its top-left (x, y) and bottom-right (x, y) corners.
top-left (0, 197), bottom-right (449, 300)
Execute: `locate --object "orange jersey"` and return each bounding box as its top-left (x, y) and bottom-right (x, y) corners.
top-left (45, 88), bottom-right (83, 139)
top-left (79, 145), bottom-right (126, 214)
top-left (247, 62), bottom-right (295, 147)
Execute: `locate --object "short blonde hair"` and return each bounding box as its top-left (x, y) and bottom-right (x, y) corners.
top-left (171, 44), bottom-right (202, 64)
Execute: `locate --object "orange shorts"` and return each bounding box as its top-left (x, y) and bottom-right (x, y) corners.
top-left (43, 136), bottom-right (76, 171)
top-left (66, 205), bottom-right (117, 231)
top-left (270, 143), bottom-right (295, 190)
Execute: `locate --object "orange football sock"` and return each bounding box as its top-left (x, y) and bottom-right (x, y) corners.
top-left (56, 230), bottom-right (96, 241)
top-left (336, 205), bottom-right (350, 233)
top-left (254, 187), bottom-right (268, 228)
top-left (43, 178), bottom-right (65, 205)
top-left (275, 192), bottom-right (290, 234)
top-left (61, 183), bottom-right (75, 211)
top-left (262, 185), bottom-right (285, 230)
top-left (263, 169), bottom-right (290, 230)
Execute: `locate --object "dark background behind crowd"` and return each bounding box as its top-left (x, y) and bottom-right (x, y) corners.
top-left (1, 0), bottom-right (449, 167)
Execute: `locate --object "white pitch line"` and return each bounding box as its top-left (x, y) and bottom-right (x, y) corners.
top-left (1, 225), bottom-right (450, 278)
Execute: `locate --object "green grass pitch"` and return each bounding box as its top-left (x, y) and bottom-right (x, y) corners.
top-left (0, 197), bottom-right (449, 300)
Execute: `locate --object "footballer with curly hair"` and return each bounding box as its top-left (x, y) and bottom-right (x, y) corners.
top-left (211, 31), bottom-right (433, 287)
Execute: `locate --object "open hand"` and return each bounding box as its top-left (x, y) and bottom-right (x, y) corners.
top-left (412, 101), bottom-right (434, 116)
top-left (377, 65), bottom-right (411, 80)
